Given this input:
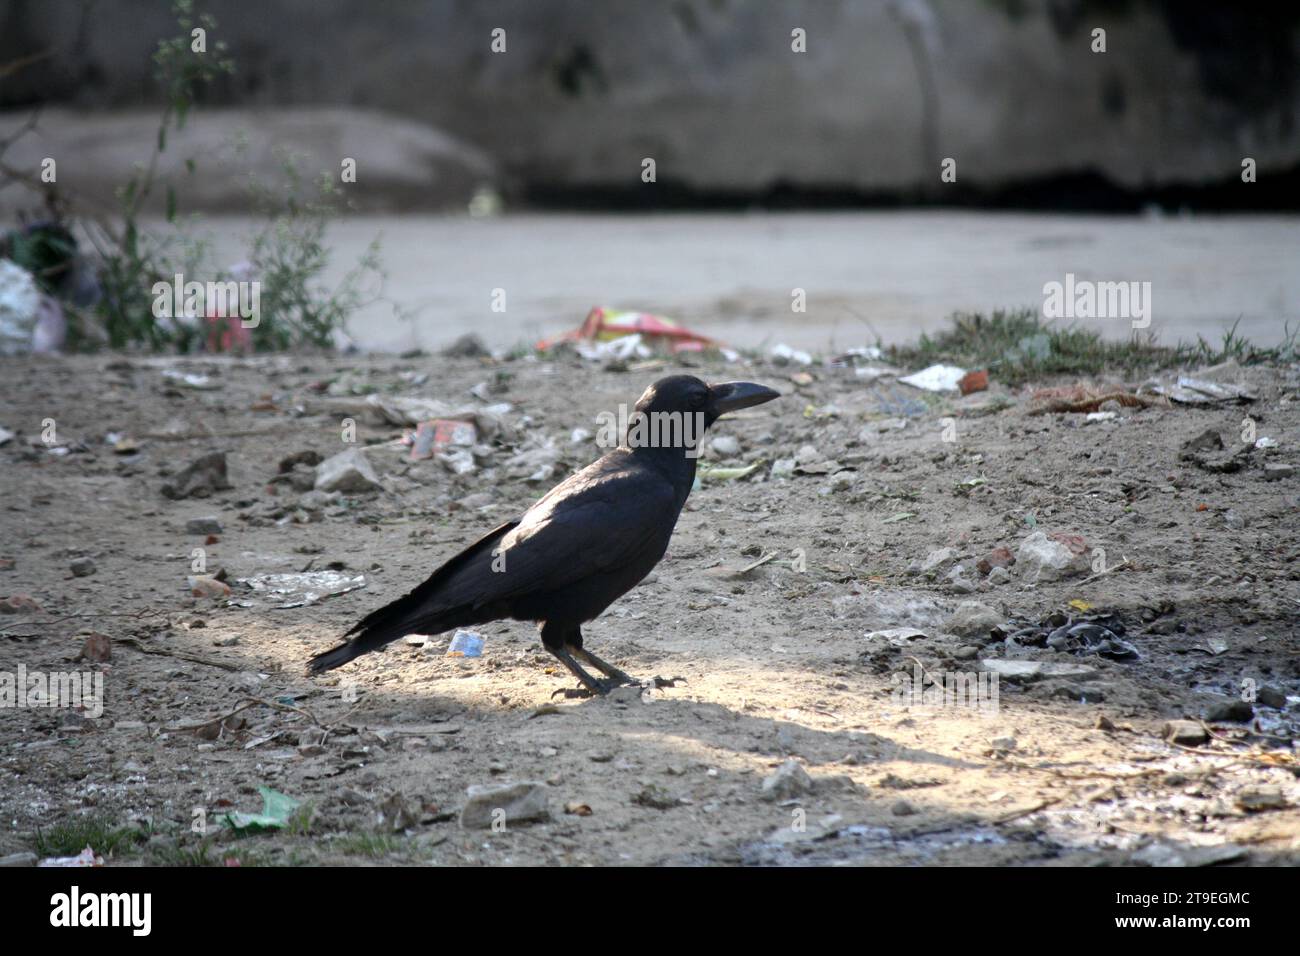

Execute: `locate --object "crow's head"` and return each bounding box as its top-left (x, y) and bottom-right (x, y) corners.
top-left (631, 375), bottom-right (779, 451)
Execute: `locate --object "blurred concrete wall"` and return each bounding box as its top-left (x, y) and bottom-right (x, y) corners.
top-left (2, 0), bottom-right (1297, 206)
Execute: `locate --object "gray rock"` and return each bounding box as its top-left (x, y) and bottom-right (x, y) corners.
top-left (917, 547), bottom-right (958, 575)
top-left (1237, 787), bottom-right (1287, 812)
top-left (1162, 720), bottom-right (1208, 746)
top-left (944, 600), bottom-right (1002, 639)
top-left (1263, 463), bottom-right (1295, 481)
top-left (633, 784), bottom-right (679, 810)
top-left (945, 565), bottom-right (976, 594)
top-left (459, 781), bottom-right (550, 829)
top-left (185, 516), bottom-right (223, 535)
top-left (69, 557), bottom-right (96, 577)
top-left (981, 659), bottom-right (1097, 682)
top-left (761, 759), bottom-right (813, 802)
top-left (314, 448), bottom-right (382, 494)
top-left (297, 490), bottom-right (338, 511)
top-left (1204, 697), bottom-right (1254, 723)
top-left (1016, 530), bottom-right (1088, 583)
top-left (1256, 686), bottom-right (1288, 710)
top-left (161, 451), bottom-right (232, 499)
top-left (987, 566), bottom-right (1012, 586)
top-left (710, 435), bottom-right (741, 457)
top-left (0, 851), bottom-right (37, 867)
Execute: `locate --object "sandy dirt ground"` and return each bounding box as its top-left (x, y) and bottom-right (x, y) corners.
top-left (1, 348), bottom-right (1297, 866)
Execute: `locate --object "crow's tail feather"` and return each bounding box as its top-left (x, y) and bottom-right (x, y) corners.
top-left (306, 519), bottom-right (518, 676)
top-left (306, 603), bottom-right (466, 675)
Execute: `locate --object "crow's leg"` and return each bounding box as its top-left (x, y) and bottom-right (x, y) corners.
top-left (570, 640), bottom-right (637, 686)
top-left (540, 621), bottom-right (620, 697)
top-left (566, 625), bottom-right (685, 695)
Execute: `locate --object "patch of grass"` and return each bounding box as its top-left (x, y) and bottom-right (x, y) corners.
top-left (888, 309), bottom-right (1293, 387)
top-left (331, 833), bottom-right (410, 859)
top-left (33, 815), bottom-right (146, 859)
top-left (145, 834), bottom-right (275, 867)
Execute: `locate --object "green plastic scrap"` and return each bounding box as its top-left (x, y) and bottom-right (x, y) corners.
top-left (697, 461), bottom-right (762, 483)
top-left (220, 787), bottom-right (302, 832)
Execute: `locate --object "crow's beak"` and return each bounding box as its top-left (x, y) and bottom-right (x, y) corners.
top-left (708, 381), bottom-right (781, 416)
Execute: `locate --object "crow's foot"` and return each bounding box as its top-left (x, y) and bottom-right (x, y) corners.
top-left (549, 674), bottom-right (686, 699)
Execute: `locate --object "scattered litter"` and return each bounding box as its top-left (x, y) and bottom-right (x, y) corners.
top-left (899, 364), bottom-right (966, 393)
top-left (853, 365), bottom-right (899, 381)
top-left (537, 307), bottom-right (719, 354)
top-left (1001, 610), bottom-right (1140, 661)
top-left (403, 419), bottom-right (477, 461)
top-left (831, 346), bottom-right (884, 364)
top-left (38, 846), bottom-right (102, 868)
top-left (576, 333), bottom-right (650, 362)
top-left (958, 369), bottom-right (988, 395)
top-left (1084, 411), bottom-right (1117, 423)
top-left (460, 781), bottom-right (550, 828)
top-left (1149, 377), bottom-right (1257, 405)
top-left (881, 512), bottom-right (917, 524)
top-left (1203, 637), bottom-right (1230, 656)
top-left (345, 395), bottom-right (508, 440)
top-left (439, 448), bottom-right (477, 476)
top-left (0, 259), bottom-right (40, 355)
top-left (865, 627), bottom-right (928, 646)
top-left (447, 629), bottom-right (484, 658)
top-left (162, 369), bottom-right (220, 390)
top-left (1045, 620), bottom-right (1140, 661)
top-left (220, 787), bottom-right (302, 832)
top-left (769, 343), bottom-right (813, 366)
top-left (237, 570), bottom-right (366, 608)
top-left (1029, 386), bottom-right (1166, 415)
top-left (697, 462), bottom-right (762, 483)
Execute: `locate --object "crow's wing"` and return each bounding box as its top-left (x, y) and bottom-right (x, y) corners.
top-left (441, 455), bottom-right (679, 607)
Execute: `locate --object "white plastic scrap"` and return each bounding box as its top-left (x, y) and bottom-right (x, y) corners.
top-left (575, 334), bottom-right (650, 361)
top-left (0, 259), bottom-right (40, 355)
top-left (769, 343), bottom-right (813, 365)
top-left (899, 363), bottom-right (966, 393)
top-left (237, 571), bottom-right (366, 609)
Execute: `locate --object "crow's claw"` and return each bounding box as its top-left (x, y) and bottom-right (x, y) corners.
top-left (643, 675), bottom-right (686, 689)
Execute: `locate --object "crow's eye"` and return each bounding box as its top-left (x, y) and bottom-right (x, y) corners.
top-left (690, 390), bottom-right (707, 408)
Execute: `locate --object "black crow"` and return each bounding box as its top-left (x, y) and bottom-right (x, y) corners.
top-left (307, 374), bottom-right (780, 695)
